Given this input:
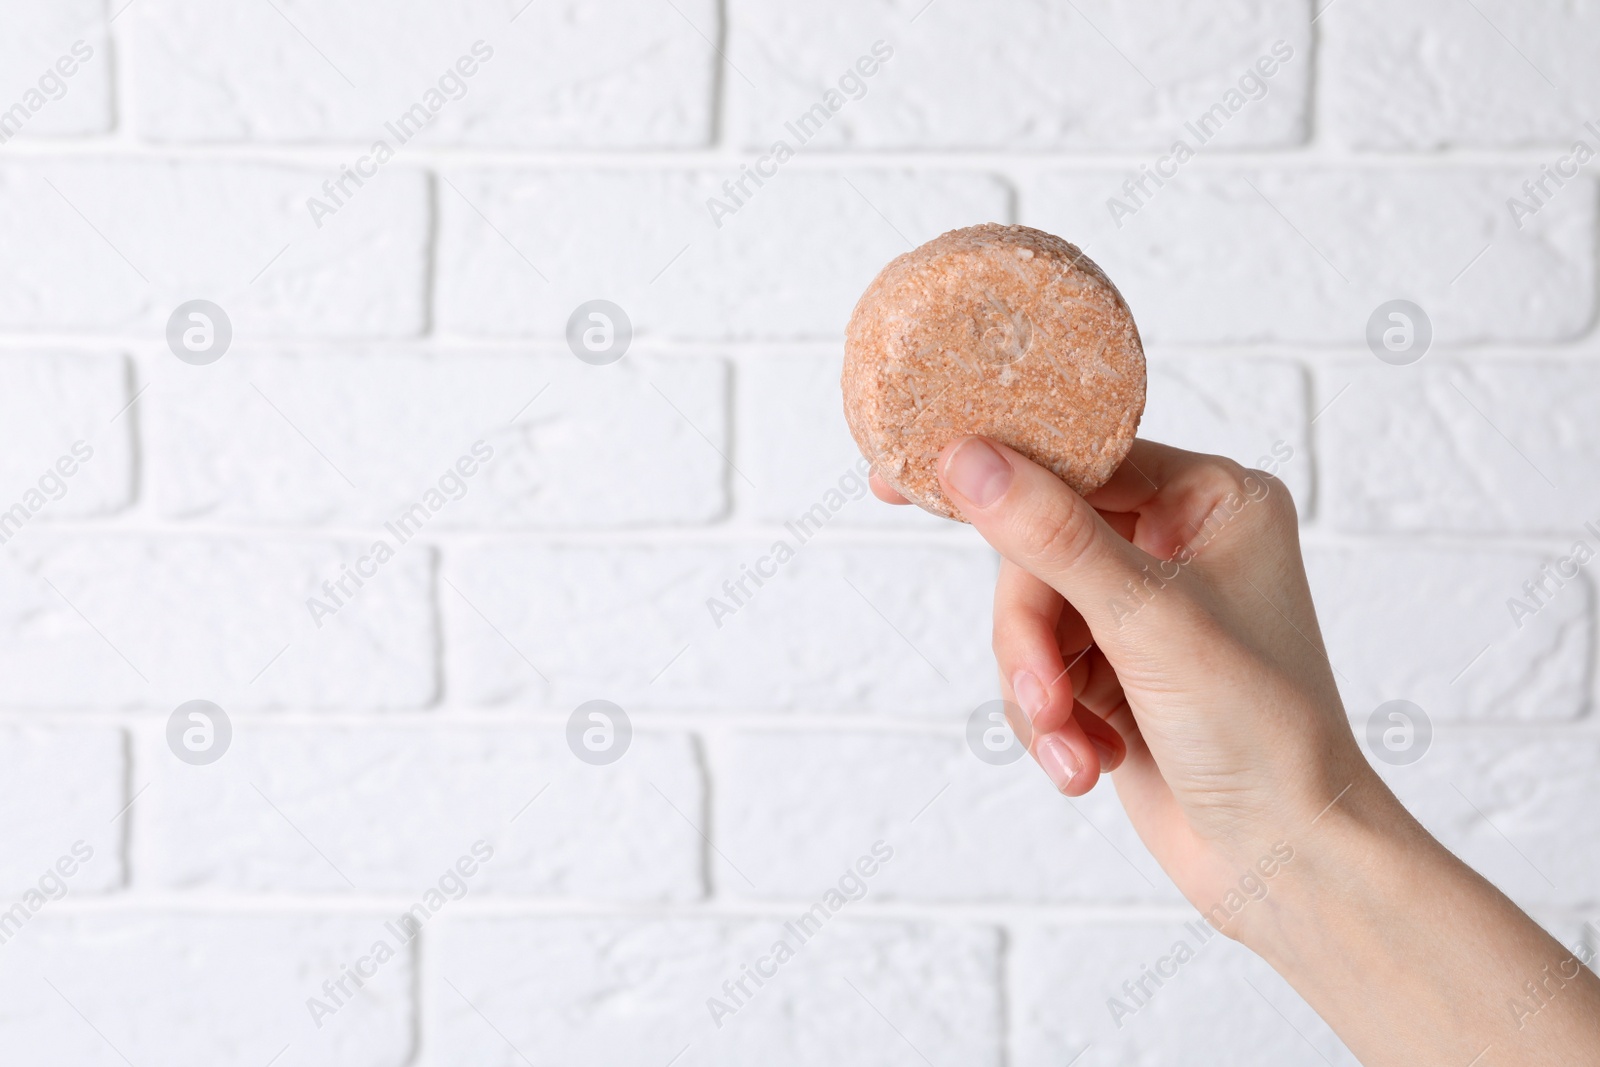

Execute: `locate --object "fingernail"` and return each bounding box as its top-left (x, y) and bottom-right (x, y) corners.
top-left (1036, 734), bottom-right (1081, 793)
top-left (1091, 738), bottom-right (1116, 773)
top-left (1013, 671), bottom-right (1048, 723)
top-left (944, 438), bottom-right (1013, 508)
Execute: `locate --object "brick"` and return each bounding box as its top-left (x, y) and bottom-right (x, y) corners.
top-left (146, 350), bottom-right (727, 527)
top-left (0, 159), bottom-right (428, 335)
top-left (435, 168), bottom-right (1009, 340)
top-left (1010, 921), bottom-right (1353, 1065)
top-left (1024, 170), bottom-right (1594, 344)
top-left (0, 915), bottom-right (411, 1066)
top-left (734, 352), bottom-right (948, 530)
top-left (1316, 361), bottom-right (1600, 534)
top-left (0, 353), bottom-right (132, 527)
top-left (443, 544), bottom-right (995, 716)
top-left (0, 0), bottom-right (110, 140)
top-left (0, 535), bottom-right (435, 710)
top-left (1382, 734), bottom-right (1600, 911)
top-left (432, 916), bottom-right (1000, 1066)
top-left (0, 728), bottom-right (123, 897)
top-left (708, 731), bottom-right (1176, 903)
top-left (1142, 354), bottom-right (1310, 504)
top-left (1307, 545), bottom-right (1592, 722)
top-left (135, 726), bottom-right (703, 899)
top-left (1322, 0), bottom-right (1600, 148)
top-left (130, 0), bottom-right (716, 146)
top-left (727, 0), bottom-right (1309, 150)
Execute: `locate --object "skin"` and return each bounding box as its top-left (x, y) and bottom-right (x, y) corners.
top-left (869, 435), bottom-right (1600, 1066)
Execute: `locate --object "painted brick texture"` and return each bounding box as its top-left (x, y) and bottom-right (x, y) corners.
top-left (0, 1), bottom-right (1594, 1064)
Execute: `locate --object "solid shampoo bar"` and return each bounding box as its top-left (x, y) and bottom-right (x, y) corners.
top-left (843, 223), bottom-right (1147, 520)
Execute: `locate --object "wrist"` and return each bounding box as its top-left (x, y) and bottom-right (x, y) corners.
top-left (1230, 770), bottom-right (1427, 964)
top-left (1223, 770), bottom-right (1600, 1066)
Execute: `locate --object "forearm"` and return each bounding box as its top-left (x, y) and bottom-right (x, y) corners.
top-left (1243, 779), bottom-right (1600, 1066)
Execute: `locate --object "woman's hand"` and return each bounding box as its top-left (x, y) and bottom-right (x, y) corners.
top-left (871, 436), bottom-right (1600, 1066)
top-left (873, 435), bottom-right (1381, 920)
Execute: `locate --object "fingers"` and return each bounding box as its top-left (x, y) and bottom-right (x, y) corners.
top-left (1076, 701), bottom-right (1126, 773)
top-left (994, 561), bottom-right (1078, 735)
top-left (1075, 644), bottom-right (1128, 721)
top-left (1079, 439), bottom-right (1205, 513)
top-left (994, 561), bottom-right (1115, 794)
top-left (939, 436), bottom-right (1156, 635)
top-left (1085, 439), bottom-right (1295, 563)
top-left (868, 470), bottom-right (910, 505)
top-left (1097, 507), bottom-right (1140, 543)
top-left (1070, 645), bottom-right (1187, 841)
top-left (1001, 682), bottom-right (1103, 797)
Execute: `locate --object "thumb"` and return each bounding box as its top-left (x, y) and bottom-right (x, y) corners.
top-left (938, 436), bottom-right (1156, 635)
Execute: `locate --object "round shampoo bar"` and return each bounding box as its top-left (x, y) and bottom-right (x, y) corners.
top-left (843, 223), bottom-right (1146, 521)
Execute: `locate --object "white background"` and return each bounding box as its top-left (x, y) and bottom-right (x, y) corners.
top-left (0, 1), bottom-right (1596, 1064)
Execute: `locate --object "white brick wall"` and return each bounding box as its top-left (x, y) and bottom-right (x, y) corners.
top-left (0, 915), bottom-right (413, 1066)
top-left (724, 0), bottom-right (1311, 150)
top-left (1307, 544), bottom-right (1592, 721)
top-left (0, 727), bottom-right (123, 896)
top-left (709, 730), bottom-right (1174, 904)
top-left (0, 534), bottom-right (435, 709)
top-left (1317, 360), bottom-right (1600, 533)
top-left (144, 350), bottom-right (730, 527)
top-left (0, 1), bottom-right (1595, 1064)
top-left (435, 167), bottom-right (1010, 339)
top-left (1320, 0), bottom-right (1600, 149)
top-left (134, 725), bottom-right (705, 899)
top-left (431, 917), bottom-right (1001, 1066)
top-left (128, 0), bottom-right (718, 147)
top-left (0, 0), bottom-right (109, 139)
top-left (0, 352), bottom-right (132, 517)
top-left (1027, 169), bottom-right (1595, 344)
top-left (442, 542), bottom-right (995, 714)
top-left (0, 160), bottom-right (430, 335)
